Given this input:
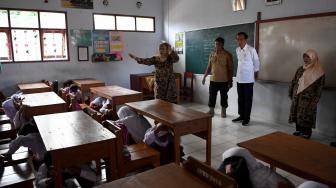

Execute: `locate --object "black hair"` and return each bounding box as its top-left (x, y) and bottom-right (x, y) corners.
top-left (44, 152), bottom-right (52, 167)
top-left (237, 32), bottom-right (248, 39)
top-left (215, 37), bottom-right (225, 45)
top-left (63, 80), bottom-right (74, 88)
top-left (69, 84), bottom-right (79, 93)
top-left (218, 156), bottom-right (253, 188)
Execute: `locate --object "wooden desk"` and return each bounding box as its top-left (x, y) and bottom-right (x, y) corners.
top-left (18, 82), bottom-right (51, 94)
top-left (130, 73), bottom-right (181, 103)
top-left (238, 132), bottom-right (336, 187)
top-left (22, 92), bottom-right (66, 119)
top-left (73, 79), bottom-right (105, 101)
top-left (96, 163), bottom-right (212, 188)
top-left (126, 99), bottom-right (212, 165)
top-left (34, 111), bottom-right (117, 188)
top-left (90, 85), bottom-right (142, 119)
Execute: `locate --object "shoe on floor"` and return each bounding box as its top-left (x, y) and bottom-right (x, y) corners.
top-left (207, 108), bottom-right (214, 117)
top-left (301, 134), bottom-right (311, 139)
top-left (221, 108), bottom-right (226, 118)
top-left (330, 142), bottom-right (336, 147)
top-left (292, 131), bottom-right (301, 136)
top-left (232, 116), bottom-right (243, 122)
top-left (242, 120), bottom-right (249, 126)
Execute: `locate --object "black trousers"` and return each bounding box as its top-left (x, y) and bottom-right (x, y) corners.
top-left (237, 83), bottom-right (254, 121)
top-left (208, 81), bottom-right (229, 108)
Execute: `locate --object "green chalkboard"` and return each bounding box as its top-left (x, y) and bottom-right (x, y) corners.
top-left (186, 23), bottom-right (255, 75)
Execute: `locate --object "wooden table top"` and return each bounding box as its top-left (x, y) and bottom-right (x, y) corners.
top-left (34, 111), bottom-right (115, 151)
top-left (22, 92), bottom-right (65, 107)
top-left (95, 163), bottom-right (212, 188)
top-left (238, 131), bottom-right (336, 186)
top-left (18, 82), bottom-right (50, 90)
top-left (73, 79), bottom-right (105, 86)
top-left (125, 99), bottom-right (212, 126)
top-left (90, 85), bottom-right (142, 100)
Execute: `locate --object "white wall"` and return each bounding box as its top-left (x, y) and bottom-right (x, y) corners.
top-left (0, 0), bottom-right (163, 95)
top-left (164, 0), bottom-right (336, 137)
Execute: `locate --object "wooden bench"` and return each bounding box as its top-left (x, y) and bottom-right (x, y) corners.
top-left (103, 120), bottom-right (160, 178)
top-left (83, 106), bottom-right (104, 124)
top-left (0, 115), bottom-right (10, 125)
top-left (0, 124), bottom-right (16, 140)
top-left (183, 156), bottom-right (237, 188)
top-left (0, 144), bottom-right (29, 167)
top-left (0, 162), bottom-right (35, 188)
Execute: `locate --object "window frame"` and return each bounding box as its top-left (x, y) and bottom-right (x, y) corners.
top-left (0, 7), bottom-right (69, 64)
top-left (93, 13), bottom-right (155, 33)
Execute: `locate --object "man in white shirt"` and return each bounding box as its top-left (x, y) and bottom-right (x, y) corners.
top-left (232, 32), bottom-right (260, 126)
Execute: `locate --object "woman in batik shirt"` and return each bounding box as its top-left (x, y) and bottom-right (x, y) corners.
top-left (129, 43), bottom-right (179, 103)
top-left (289, 49), bottom-right (325, 139)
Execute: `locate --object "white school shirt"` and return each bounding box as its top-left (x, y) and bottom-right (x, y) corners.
top-left (236, 44), bottom-right (260, 83)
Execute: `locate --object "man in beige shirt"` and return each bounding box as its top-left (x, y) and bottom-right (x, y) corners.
top-left (202, 37), bottom-right (233, 117)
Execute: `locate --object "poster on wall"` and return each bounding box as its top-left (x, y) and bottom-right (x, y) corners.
top-left (175, 32), bottom-right (184, 54)
top-left (61, 0), bottom-right (93, 9)
top-left (70, 29), bottom-right (92, 46)
top-left (109, 32), bottom-right (124, 53)
top-left (92, 30), bottom-right (110, 54)
top-left (92, 31), bottom-right (123, 62)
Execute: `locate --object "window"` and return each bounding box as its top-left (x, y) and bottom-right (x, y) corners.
top-left (0, 9), bottom-right (68, 63)
top-left (136, 17), bottom-right (155, 32)
top-left (93, 14), bottom-right (115, 30)
top-left (93, 13), bottom-right (155, 32)
top-left (116, 16), bottom-right (135, 31)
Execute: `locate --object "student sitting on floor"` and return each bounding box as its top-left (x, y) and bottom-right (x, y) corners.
top-left (36, 152), bottom-right (97, 188)
top-left (60, 80), bottom-right (74, 94)
top-left (2, 92), bottom-right (23, 122)
top-left (115, 106), bottom-right (181, 165)
top-left (89, 96), bottom-right (106, 111)
top-left (68, 84), bottom-right (82, 111)
top-left (219, 147), bottom-right (295, 188)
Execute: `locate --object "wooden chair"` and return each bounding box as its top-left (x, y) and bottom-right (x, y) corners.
top-left (102, 120), bottom-right (160, 178)
top-left (0, 123), bottom-right (16, 140)
top-left (183, 156), bottom-right (237, 188)
top-left (181, 72), bottom-right (194, 102)
top-left (0, 115), bottom-right (10, 125)
top-left (0, 162), bottom-right (35, 188)
top-left (0, 145), bottom-right (29, 167)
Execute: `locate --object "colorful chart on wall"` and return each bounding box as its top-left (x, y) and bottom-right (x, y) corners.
top-left (61, 0), bottom-right (93, 9)
top-left (175, 32), bottom-right (184, 54)
top-left (92, 31), bottom-right (123, 62)
top-left (109, 32), bottom-right (124, 53)
top-left (92, 30), bottom-right (109, 54)
top-left (70, 29), bottom-right (92, 46)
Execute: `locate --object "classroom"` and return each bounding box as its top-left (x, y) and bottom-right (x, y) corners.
top-left (0, 0), bottom-right (335, 187)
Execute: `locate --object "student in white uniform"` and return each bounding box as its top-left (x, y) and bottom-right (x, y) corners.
top-left (232, 32), bottom-right (260, 126)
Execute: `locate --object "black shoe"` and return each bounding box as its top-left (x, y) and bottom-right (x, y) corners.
top-left (301, 134), bottom-right (311, 139)
top-left (292, 131), bottom-right (301, 136)
top-left (330, 142), bottom-right (336, 147)
top-left (232, 116), bottom-right (244, 122)
top-left (242, 120), bottom-right (249, 126)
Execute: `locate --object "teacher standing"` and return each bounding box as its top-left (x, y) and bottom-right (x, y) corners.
top-left (289, 49), bottom-right (325, 139)
top-left (129, 42), bottom-right (179, 103)
top-left (232, 32), bottom-right (260, 126)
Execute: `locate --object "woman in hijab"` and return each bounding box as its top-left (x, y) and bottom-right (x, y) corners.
top-left (289, 49), bottom-right (325, 139)
top-left (221, 147), bottom-right (295, 188)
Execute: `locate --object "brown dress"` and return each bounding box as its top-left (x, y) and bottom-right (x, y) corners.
top-left (137, 52), bottom-right (179, 103)
top-left (288, 66), bottom-right (325, 128)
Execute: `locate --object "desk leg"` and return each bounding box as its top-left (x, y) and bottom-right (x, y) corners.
top-left (174, 131), bottom-right (181, 164)
top-left (206, 118), bottom-right (212, 165)
top-left (53, 164), bottom-right (63, 188)
top-left (105, 142), bottom-right (117, 181)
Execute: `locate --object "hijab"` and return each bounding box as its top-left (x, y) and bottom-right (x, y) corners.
top-left (222, 147), bottom-right (295, 188)
top-left (296, 49), bottom-right (325, 94)
top-left (298, 181), bottom-right (329, 188)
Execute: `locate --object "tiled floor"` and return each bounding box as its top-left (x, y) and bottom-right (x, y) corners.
top-left (179, 102), bottom-right (334, 187)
